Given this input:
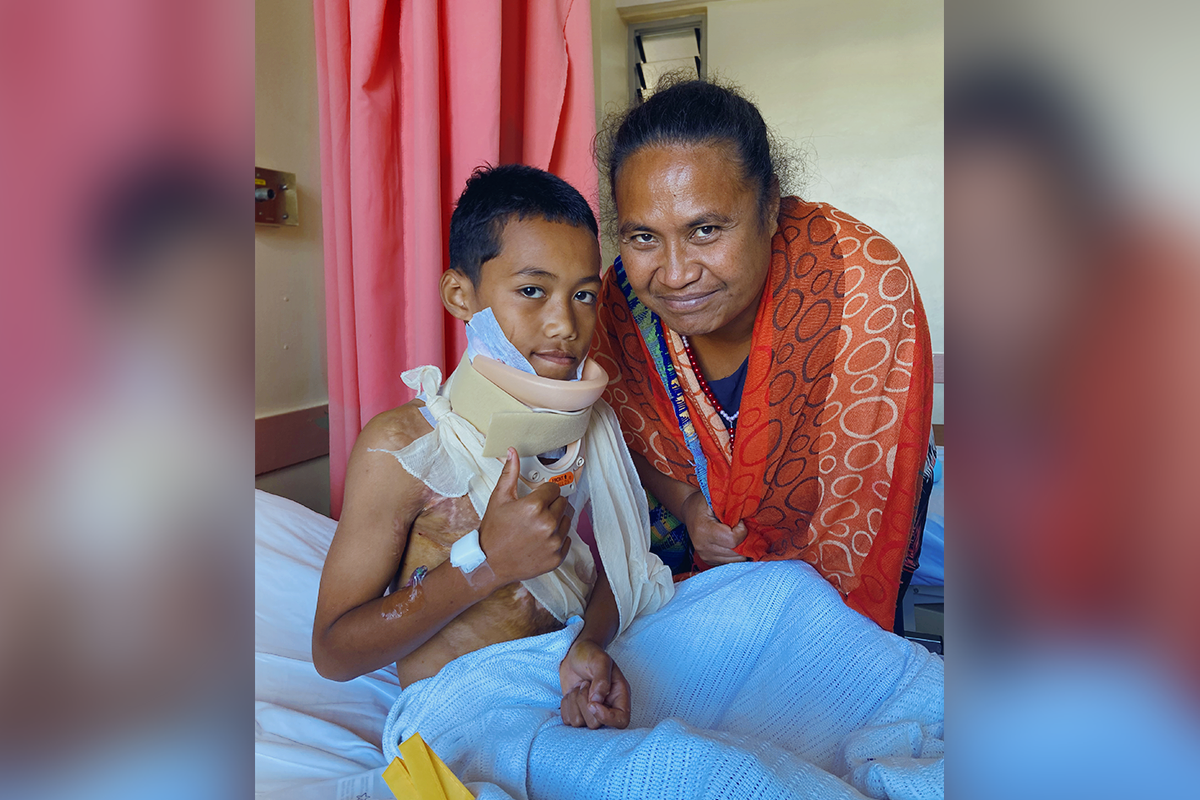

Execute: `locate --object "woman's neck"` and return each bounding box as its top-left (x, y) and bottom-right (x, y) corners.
top-left (685, 296), bottom-right (758, 380)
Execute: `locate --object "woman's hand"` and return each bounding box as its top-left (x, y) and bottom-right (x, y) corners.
top-left (559, 638), bottom-right (630, 729)
top-left (681, 490), bottom-right (748, 566)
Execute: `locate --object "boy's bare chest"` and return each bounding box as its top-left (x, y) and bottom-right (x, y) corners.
top-left (401, 493), bottom-right (481, 576)
top-left (394, 491), bottom-right (562, 686)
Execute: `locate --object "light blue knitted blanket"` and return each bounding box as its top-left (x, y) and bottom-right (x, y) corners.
top-left (383, 561), bottom-right (944, 800)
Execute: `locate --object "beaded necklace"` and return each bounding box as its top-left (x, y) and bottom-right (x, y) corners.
top-left (680, 335), bottom-right (739, 439)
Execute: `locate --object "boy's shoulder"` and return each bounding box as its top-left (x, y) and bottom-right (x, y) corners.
top-left (356, 399), bottom-right (434, 455)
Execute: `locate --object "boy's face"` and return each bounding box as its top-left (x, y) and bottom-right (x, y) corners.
top-left (445, 216), bottom-right (602, 380)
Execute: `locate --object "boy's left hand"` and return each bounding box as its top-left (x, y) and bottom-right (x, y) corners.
top-left (559, 638), bottom-right (630, 729)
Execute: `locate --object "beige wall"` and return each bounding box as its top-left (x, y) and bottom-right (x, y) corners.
top-left (592, 0), bottom-right (944, 424)
top-left (254, 0), bottom-right (330, 515)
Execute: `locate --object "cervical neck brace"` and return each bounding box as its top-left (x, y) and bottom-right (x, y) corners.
top-left (447, 354), bottom-right (609, 495)
top-left (448, 353), bottom-right (608, 455)
top-left (472, 353), bottom-right (608, 412)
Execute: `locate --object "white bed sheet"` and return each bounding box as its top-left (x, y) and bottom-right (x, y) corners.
top-left (255, 490), bottom-right (396, 799)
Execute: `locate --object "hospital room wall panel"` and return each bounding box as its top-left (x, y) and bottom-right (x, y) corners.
top-left (255, 0), bottom-right (330, 514)
top-left (256, 456), bottom-right (332, 519)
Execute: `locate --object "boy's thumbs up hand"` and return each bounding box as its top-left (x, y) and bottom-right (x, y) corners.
top-left (478, 448), bottom-right (573, 585)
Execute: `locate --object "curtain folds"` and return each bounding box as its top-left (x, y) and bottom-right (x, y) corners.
top-left (313, 0), bottom-right (597, 517)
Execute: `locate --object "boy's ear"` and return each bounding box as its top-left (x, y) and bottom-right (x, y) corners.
top-left (440, 269), bottom-right (476, 322)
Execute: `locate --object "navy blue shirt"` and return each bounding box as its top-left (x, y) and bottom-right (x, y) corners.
top-left (706, 357), bottom-right (748, 429)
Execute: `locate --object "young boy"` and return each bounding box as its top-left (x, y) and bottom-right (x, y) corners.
top-left (312, 164), bottom-right (673, 730)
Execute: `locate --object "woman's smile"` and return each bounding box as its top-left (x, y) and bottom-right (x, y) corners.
top-left (655, 288), bottom-right (719, 313)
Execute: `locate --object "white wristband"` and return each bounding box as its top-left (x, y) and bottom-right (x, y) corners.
top-left (450, 529), bottom-right (488, 574)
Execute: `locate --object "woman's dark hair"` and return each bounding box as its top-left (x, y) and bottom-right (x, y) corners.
top-left (449, 163), bottom-right (598, 285)
top-left (596, 75), bottom-right (796, 229)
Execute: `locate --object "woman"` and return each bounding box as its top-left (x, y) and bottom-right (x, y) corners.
top-left (592, 79), bottom-right (934, 630)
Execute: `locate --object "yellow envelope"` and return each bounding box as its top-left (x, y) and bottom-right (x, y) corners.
top-left (382, 732), bottom-right (474, 800)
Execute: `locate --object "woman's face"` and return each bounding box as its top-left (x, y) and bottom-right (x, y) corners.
top-left (614, 142), bottom-right (778, 338)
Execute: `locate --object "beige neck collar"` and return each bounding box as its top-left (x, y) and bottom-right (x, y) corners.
top-left (447, 354), bottom-right (608, 460)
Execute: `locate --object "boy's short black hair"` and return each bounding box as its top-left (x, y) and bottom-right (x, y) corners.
top-left (448, 164), bottom-right (598, 285)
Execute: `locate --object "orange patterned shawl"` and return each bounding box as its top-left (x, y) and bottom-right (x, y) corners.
top-left (593, 198), bottom-right (933, 628)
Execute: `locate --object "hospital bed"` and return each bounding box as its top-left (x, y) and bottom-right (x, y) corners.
top-left (255, 489), bottom-right (396, 799)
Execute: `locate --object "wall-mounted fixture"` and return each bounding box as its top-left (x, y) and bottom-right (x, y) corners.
top-left (255, 167), bottom-right (299, 226)
top-left (628, 15), bottom-right (705, 104)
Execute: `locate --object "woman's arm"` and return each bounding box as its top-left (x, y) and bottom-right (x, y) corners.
top-left (629, 451), bottom-right (748, 566)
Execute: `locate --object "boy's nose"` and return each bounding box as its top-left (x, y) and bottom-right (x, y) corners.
top-left (543, 299), bottom-right (577, 340)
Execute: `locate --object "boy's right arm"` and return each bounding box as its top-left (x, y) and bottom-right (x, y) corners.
top-left (312, 414), bottom-right (573, 682)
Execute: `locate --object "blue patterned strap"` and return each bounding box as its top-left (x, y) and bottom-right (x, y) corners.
top-left (613, 257), bottom-right (712, 507)
top-left (647, 493), bottom-right (692, 575)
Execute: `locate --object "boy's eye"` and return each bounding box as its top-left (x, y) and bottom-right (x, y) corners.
top-left (574, 290), bottom-right (597, 305)
top-left (519, 286), bottom-right (546, 299)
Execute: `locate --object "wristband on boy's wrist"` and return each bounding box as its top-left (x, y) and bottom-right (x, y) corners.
top-left (450, 528), bottom-right (488, 573)
top-left (450, 529), bottom-right (495, 589)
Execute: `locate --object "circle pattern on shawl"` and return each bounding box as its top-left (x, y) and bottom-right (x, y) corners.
top-left (594, 198), bottom-right (932, 627)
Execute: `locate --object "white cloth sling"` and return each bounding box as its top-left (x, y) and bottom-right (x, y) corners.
top-left (370, 361), bottom-right (674, 635)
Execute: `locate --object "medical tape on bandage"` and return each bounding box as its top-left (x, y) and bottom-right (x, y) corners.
top-left (450, 529), bottom-right (495, 588)
top-left (458, 560), bottom-right (495, 589)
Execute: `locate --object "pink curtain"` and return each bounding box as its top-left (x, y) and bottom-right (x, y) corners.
top-left (313, 0), bottom-right (597, 518)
